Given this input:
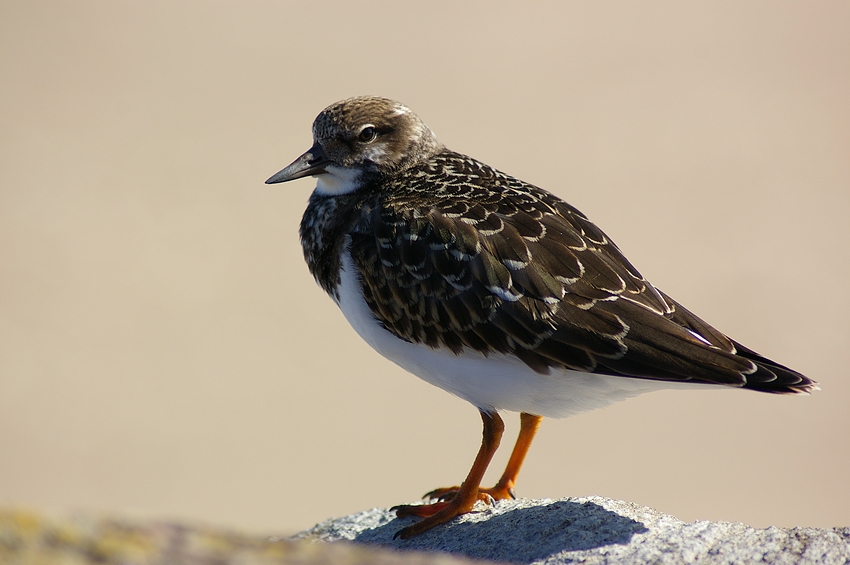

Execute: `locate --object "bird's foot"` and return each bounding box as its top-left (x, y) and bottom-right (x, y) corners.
top-left (391, 491), bottom-right (494, 539)
top-left (424, 482), bottom-right (516, 503)
top-left (392, 490), bottom-right (495, 518)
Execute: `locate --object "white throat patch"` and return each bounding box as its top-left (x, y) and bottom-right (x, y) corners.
top-left (314, 166), bottom-right (363, 196)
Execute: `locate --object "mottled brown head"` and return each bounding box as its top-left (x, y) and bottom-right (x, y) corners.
top-left (313, 96), bottom-right (444, 174)
top-left (266, 96), bottom-right (444, 189)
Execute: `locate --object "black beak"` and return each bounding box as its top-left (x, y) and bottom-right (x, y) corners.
top-left (265, 143), bottom-right (330, 184)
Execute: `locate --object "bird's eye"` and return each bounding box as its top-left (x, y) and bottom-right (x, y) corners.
top-left (358, 126), bottom-right (378, 143)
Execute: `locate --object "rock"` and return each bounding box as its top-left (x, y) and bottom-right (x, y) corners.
top-left (293, 496), bottom-right (850, 565)
top-left (4, 499), bottom-right (848, 564)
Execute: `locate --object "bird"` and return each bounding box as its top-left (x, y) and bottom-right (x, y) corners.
top-left (265, 96), bottom-right (817, 539)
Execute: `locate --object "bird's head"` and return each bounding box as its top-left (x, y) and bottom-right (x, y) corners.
top-left (266, 96), bottom-right (444, 195)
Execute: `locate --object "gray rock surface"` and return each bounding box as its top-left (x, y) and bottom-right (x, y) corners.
top-left (294, 496), bottom-right (850, 564)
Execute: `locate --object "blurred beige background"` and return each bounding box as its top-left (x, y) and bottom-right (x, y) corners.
top-left (1, 1), bottom-right (848, 536)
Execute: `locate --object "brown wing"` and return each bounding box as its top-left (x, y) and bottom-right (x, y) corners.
top-left (347, 153), bottom-right (814, 393)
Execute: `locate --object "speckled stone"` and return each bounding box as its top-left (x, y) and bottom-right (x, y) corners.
top-left (294, 496), bottom-right (850, 565)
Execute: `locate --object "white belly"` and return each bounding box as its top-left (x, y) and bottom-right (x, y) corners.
top-left (334, 249), bottom-right (706, 418)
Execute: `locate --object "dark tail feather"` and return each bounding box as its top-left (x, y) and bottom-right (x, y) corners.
top-left (732, 340), bottom-right (819, 394)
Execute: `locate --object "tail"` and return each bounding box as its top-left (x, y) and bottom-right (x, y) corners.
top-left (732, 340), bottom-right (819, 394)
top-left (654, 290), bottom-right (817, 394)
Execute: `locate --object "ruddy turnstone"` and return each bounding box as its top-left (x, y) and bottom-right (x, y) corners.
top-left (265, 96), bottom-right (817, 539)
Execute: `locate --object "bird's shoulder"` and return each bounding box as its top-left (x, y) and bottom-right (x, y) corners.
top-left (351, 150), bottom-right (670, 314)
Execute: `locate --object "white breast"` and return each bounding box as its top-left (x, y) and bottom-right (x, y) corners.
top-left (334, 248), bottom-right (712, 418)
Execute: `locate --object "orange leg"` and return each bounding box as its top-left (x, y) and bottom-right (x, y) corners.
top-left (425, 412), bottom-right (543, 502)
top-left (392, 410), bottom-right (505, 539)
top-left (486, 412), bottom-right (543, 499)
top-left (392, 412), bottom-right (543, 539)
